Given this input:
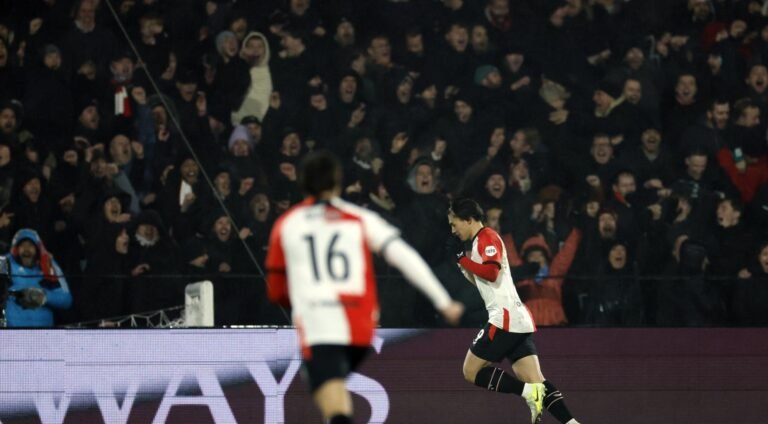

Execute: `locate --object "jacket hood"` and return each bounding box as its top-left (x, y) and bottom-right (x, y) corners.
top-left (521, 234), bottom-right (551, 258)
top-left (11, 228), bottom-right (42, 249)
top-left (241, 31), bottom-right (271, 68)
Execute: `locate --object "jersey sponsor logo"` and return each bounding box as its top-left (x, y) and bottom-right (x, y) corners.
top-left (472, 329), bottom-right (485, 345)
top-left (484, 246), bottom-right (497, 256)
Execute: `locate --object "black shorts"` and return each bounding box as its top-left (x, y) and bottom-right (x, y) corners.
top-left (301, 345), bottom-right (371, 393)
top-left (469, 322), bottom-right (537, 364)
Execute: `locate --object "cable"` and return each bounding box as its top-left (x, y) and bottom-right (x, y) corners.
top-left (101, 0), bottom-right (290, 323)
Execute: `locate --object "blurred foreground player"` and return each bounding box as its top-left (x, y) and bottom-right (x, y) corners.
top-left (448, 199), bottom-right (580, 424)
top-left (266, 151), bottom-right (464, 424)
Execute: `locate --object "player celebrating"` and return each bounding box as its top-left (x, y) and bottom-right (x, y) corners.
top-left (266, 151), bottom-right (464, 424)
top-left (448, 198), bottom-right (580, 424)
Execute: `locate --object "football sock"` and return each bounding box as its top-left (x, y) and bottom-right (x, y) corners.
top-left (328, 415), bottom-right (353, 424)
top-left (543, 380), bottom-right (575, 423)
top-left (474, 367), bottom-right (525, 394)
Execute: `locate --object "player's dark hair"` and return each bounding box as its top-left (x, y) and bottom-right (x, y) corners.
top-left (300, 150), bottom-right (342, 196)
top-left (449, 198), bottom-right (485, 222)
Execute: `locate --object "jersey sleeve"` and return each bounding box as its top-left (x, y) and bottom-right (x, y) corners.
top-left (476, 229), bottom-right (504, 266)
top-left (360, 210), bottom-right (401, 254)
top-left (265, 216), bottom-right (289, 305)
top-left (265, 218), bottom-right (286, 272)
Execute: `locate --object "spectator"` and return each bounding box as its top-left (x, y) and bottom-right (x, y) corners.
top-left (570, 133), bottom-right (620, 198)
top-left (10, 168), bottom-right (53, 244)
top-left (620, 127), bottom-right (677, 192)
top-left (673, 149), bottom-right (737, 200)
top-left (135, 11), bottom-right (170, 79)
top-left (23, 43), bottom-right (73, 140)
top-left (241, 188), bottom-right (275, 268)
top-left (273, 28), bottom-right (323, 121)
top-left (680, 98), bottom-right (730, 160)
top-left (72, 95), bottom-right (105, 145)
top-left (107, 133), bottom-right (145, 214)
top-left (80, 227), bottom-right (130, 321)
top-left (708, 196), bottom-right (754, 319)
top-left (232, 31), bottom-right (273, 124)
top-left (716, 98), bottom-right (768, 203)
top-left (663, 72), bottom-right (705, 146)
top-left (383, 145), bottom-right (450, 266)
top-left (221, 124), bottom-right (268, 189)
top-left (0, 100), bottom-right (31, 146)
top-left (159, 154), bottom-right (213, 242)
top-left (437, 93), bottom-right (485, 170)
top-left (398, 28), bottom-right (429, 77)
top-left (434, 22), bottom-right (472, 90)
top-left (0, 140), bottom-right (17, 216)
top-left (469, 23), bottom-right (497, 66)
top-left (507, 127), bottom-right (552, 185)
top-left (502, 159), bottom-right (539, 242)
top-left (210, 30), bottom-right (251, 120)
top-left (170, 69), bottom-right (210, 158)
top-left (656, 238), bottom-right (726, 326)
top-left (127, 210), bottom-right (183, 315)
top-left (506, 225), bottom-right (582, 326)
top-left (0, 38), bottom-right (24, 101)
top-left (603, 169), bottom-right (641, 245)
top-left (587, 77), bottom-right (639, 154)
top-left (211, 167), bottom-right (244, 224)
top-left (202, 209), bottom-right (254, 325)
top-left (620, 77), bottom-right (660, 131)
top-left (731, 242), bottom-right (768, 326)
top-left (2, 228), bottom-right (72, 327)
top-left (582, 240), bottom-right (645, 326)
top-left (60, 0), bottom-right (117, 76)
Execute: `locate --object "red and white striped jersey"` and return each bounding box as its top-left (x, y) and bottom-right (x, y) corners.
top-left (266, 197), bottom-right (399, 349)
top-left (465, 227), bottom-right (535, 333)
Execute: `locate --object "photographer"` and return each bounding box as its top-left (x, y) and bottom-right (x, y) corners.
top-left (2, 229), bottom-right (72, 327)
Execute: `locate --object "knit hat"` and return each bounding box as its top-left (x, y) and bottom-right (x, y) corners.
top-left (74, 95), bottom-right (98, 117)
top-left (176, 67), bottom-right (199, 85)
top-left (227, 125), bottom-right (252, 150)
top-left (596, 78), bottom-right (623, 99)
top-left (134, 209), bottom-right (166, 235)
top-left (215, 31), bottom-right (237, 55)
top-left (240, 115), bottom-right (261, 126)
top-left (474, 65), bottom-right (499, 85)
top-left (43, 44), bottom-right (61, 57)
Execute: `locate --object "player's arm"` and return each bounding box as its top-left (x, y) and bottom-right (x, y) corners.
top-left (266, 269), bottom-right (290, 307)
top-left (364, 212), bottom-right (462, 324)
top-left (381, 237), bottom-right (463, 324)
top-left (456, 229), bottom-right (503, 282)
top-left (458, 256), bottom-right (500, 281)
top-left (265, 219), bottom-right (290, 307)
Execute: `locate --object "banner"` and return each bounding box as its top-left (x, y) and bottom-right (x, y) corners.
top-left (0, 328), bottom-right (766, 423)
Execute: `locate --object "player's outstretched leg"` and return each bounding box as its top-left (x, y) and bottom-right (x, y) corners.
top-left (543, 380), bottom-right (580, 424)
top-left (469, 365), bottom-right (545, 424)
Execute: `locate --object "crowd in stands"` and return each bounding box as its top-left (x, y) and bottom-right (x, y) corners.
top-left (1, 0), bottom-right (768, 327)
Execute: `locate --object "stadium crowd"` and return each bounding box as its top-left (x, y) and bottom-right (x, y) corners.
top-left (1, 0), bottom-right (768, 327)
